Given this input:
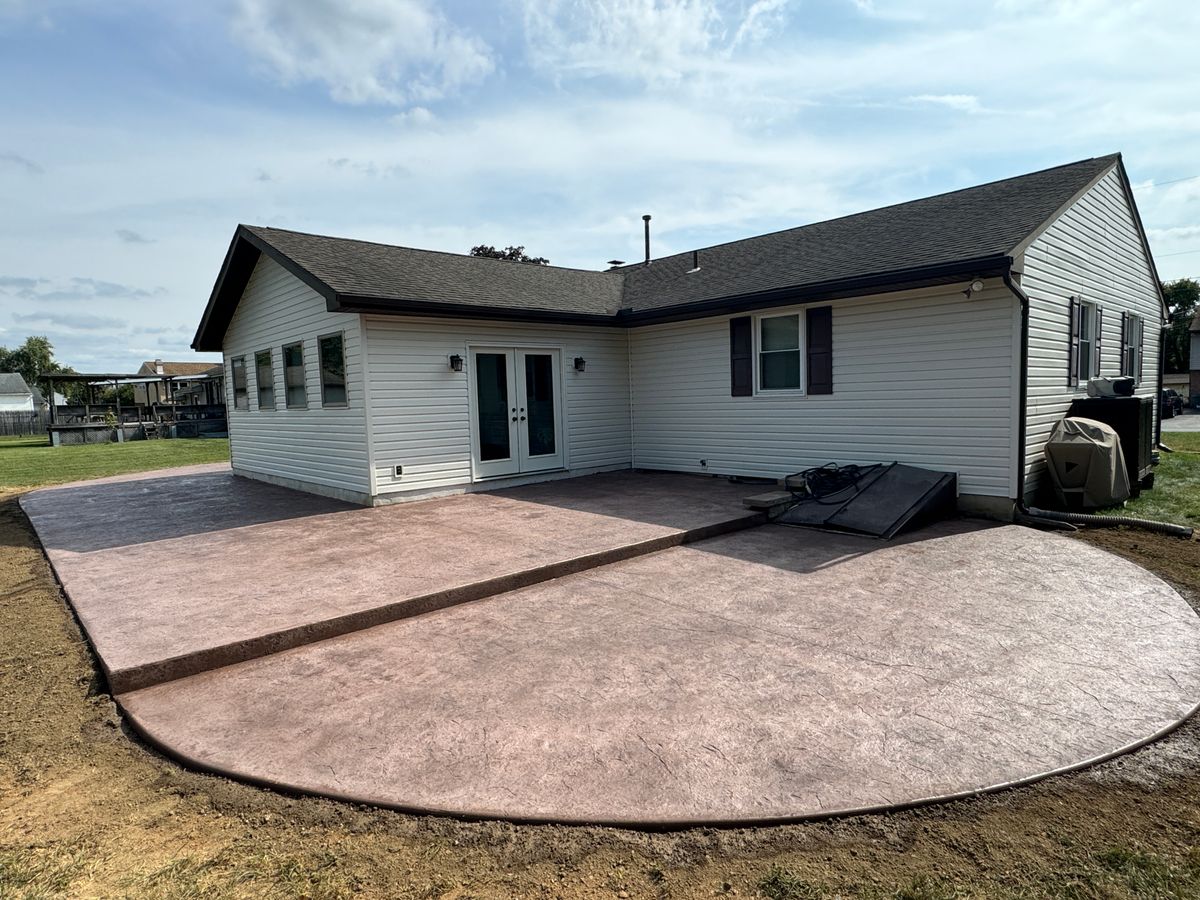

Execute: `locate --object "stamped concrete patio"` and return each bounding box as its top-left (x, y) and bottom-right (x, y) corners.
top-left (22, 465), bottom-right (1200, 827)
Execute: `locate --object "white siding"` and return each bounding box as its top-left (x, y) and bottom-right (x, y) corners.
top-left (630, 283), bottom-right (1019, 499)
top-left (364, 315), bottom-right (631, 495)
top-left (222, 257), bottom-right (370, 497)
top-left (1021, 168), bottom-right (1164, 496)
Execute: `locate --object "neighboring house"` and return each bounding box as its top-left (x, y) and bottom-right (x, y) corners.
top-left (192, 154), bottom-right (1165, 517)
top-left (132, 360), bottom-right (226, 405)
top-left (1189, 311), bottom-right (1200, 402)
top-left (0, 373), bottom-right (35, 412)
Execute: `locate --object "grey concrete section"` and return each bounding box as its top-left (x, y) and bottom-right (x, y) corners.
top-left (120, 521), bottom-right (1200, 827)
top-left (21, 467), bottom-right (761, 693)
top-left (1163, 410), bottom-right (1200, 432)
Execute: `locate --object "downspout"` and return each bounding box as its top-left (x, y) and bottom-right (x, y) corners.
top-left (1156, 324), bottom-right (1165, 447)
top-left (1002, 272), bottom-right (1031, 515)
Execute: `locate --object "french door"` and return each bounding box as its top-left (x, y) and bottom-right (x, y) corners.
top-left (471, 347), bottom-right (564, 479)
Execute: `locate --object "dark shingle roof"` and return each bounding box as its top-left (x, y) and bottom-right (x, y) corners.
top-left (194, 154), bottom-right (1127, 349)
top-left (243, 226), bottom-right (625, 317)
top-left (0, 372), bottom-right (31, 395)
top-left (619, 154), bottom-right (1120, 313)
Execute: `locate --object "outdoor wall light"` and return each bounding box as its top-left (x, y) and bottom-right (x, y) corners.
top-left (574, 357), bottom-right (586, 372)
top-left (449, 354), bottom-right (464, 372)
top-left (964, 279), bottom-right (986, 298)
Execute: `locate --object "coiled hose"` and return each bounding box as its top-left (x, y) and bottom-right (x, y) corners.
top-left (1021, 506), bottom-right (1194, 539)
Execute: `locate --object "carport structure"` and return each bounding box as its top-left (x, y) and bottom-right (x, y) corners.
top-left (21, 467), bottom-right (1200, 826)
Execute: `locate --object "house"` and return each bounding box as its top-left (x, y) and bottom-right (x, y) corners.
top-left (132, 360), bottom-right (226, 405)
top-left (0, 373), bottom-right (36, 412)
top-left (192, 154), bottom-right (1165, 518)
top-left (1188, 311), bottom-right (1200, 403)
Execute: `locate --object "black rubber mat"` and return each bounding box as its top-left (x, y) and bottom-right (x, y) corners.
top-left (778, 463), bottom-right (957, 538)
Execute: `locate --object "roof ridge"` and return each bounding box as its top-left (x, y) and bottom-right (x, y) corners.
top-left (618, 154), bottom-right (1121, 269)
top-left (244, 225), bottom-right (623, 280)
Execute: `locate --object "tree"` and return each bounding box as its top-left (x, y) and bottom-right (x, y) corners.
top-left (0, 335), bottom-right (84, 402)
top-left (1162, 278), bottom-right (1200, 374)
top-left (469, 244), bottom-right (549, 265)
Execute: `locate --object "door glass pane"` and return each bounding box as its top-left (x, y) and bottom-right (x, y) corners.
top-left (476, 353), bottom-right (511, 461)
top-left (524, 354), bottom-right (556, 456)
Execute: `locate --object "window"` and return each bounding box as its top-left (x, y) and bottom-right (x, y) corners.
top-left (757, 313), bottom-right (803, 391)
top-left (318, 332), bottom-right (347, 407)
top-left (283, 342), bottom-right (307, 408)
top-left (230, 357), bottom-right (248, 410)
top-left (1123, 313), bottom-right (1144, 381)
top-left (255, 350), bottom-right (275, 410)
top-left (1076, 300), bottom-right (1097, 384)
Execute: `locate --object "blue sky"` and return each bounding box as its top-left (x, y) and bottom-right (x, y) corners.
top-left (1, 0), bottom-right (1198, 371)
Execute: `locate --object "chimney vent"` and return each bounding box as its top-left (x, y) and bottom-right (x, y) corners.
top-left (642, 214), bottom-right (651, 266)
top-left (687, 249), bottom-right (700, 272)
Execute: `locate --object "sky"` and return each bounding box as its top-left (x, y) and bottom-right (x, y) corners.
top-left (1, 0), bottom-right (1198, 372)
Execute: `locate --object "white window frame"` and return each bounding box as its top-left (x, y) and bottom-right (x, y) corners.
top-left (230, 356), bottom-right (249, 411)
top-left (282, 341), bottom-right (307, 409)
top-left (754, 309), bottom-right (806, 395)
top-left (254, 349), bottom-right (275, 411)
top-left (1123, 313), bottom-right (1143, 383)
top-left (318, 331), bottom-right (349, 408)
top-left (1076, 300), bottom-right (1098, 386)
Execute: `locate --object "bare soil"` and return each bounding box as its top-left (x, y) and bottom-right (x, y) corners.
top-left (3, 491), bottom-right (1200, 899)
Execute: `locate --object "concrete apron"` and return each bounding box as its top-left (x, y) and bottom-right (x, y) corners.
top-left (21, 466), bottom-right (1200, 827)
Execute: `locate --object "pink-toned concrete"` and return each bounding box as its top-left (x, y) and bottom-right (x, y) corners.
top-left (119, 521), bottom-right (1200, 827)
top-left (20, 466), bottom-right (761, 692)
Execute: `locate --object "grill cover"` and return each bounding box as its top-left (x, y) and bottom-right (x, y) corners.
top-left (1044, 417), bottom-right (1130, 509)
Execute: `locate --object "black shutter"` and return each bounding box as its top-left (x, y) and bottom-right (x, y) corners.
top-left (806, 306), bottom-right (833, 395)
top-left (1067, 296), bottom-right (1081, 386)
top-left (730, 316), bottom-right (752, 397)
top-left (1120, 311), bottom-right (1129, 376)
top-left (1137, 317), bottom-right (1144, 382)
top-left (1094, 305), bottom-right (1102, 376)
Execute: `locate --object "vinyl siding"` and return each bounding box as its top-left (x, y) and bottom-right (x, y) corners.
top-left (222, 257), bottom-right (369, 495)
top-left (1021, 167), bottom-right (1164, 497)
top-left (364, 315), bottom-right (631, 495)
top-left (629, 283), bottom-right (1019, 498)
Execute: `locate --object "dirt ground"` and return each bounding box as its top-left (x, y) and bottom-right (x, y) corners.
top-left (3, 491), bottom-right (1200, 899)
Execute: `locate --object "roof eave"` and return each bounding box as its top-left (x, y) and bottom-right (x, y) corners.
top-left (191, 226), bottom-right (341, 352)
top-left (618, 256), bottom-right (1014, 325)
top-left (334, 294), bottom-right (620, 325)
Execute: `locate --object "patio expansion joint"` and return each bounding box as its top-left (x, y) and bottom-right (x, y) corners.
top-left (108, 509), bottom-right (767, 695)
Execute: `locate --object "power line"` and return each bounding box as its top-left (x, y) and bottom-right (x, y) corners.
top-left (1158, 248), bottom-right (1200, 257)
top-left (1133, 173), bottom-right (1200, 190)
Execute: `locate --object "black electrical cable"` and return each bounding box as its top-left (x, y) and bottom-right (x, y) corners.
top-left (784, 462), bottom-right (884, 506)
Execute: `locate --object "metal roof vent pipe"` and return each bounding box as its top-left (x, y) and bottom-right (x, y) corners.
top-left (687, 249), bottom-right (701, 273)
top-left (642, 214), bottom-right (651, 265)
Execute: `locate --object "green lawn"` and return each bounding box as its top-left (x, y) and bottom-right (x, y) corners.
top-left (1102, 428), bottom-right (1200, 525)
top-left (0, 435), bottom-right (230, 490)
top-left (1160, 430), bottom-right (1200, 452)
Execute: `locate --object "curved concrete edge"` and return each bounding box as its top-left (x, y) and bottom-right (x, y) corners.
top-left (117, 696), bottom-right (1200, 831)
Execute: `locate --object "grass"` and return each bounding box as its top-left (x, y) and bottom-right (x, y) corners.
top-left (1160, 430), bottom-right (1200, 452)
top-left (0, 435), bottom-right (230, 490)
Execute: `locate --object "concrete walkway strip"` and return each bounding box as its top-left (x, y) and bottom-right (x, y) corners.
top-left (21, 467), bottom-right (763, 692)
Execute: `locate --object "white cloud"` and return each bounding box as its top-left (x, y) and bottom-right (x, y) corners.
top-left (521, 0), bottom-right (785, 84)
top-left (231, 0), bottom-right (494, 106)
top-left (907, 93), bottom-right (983, 114)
